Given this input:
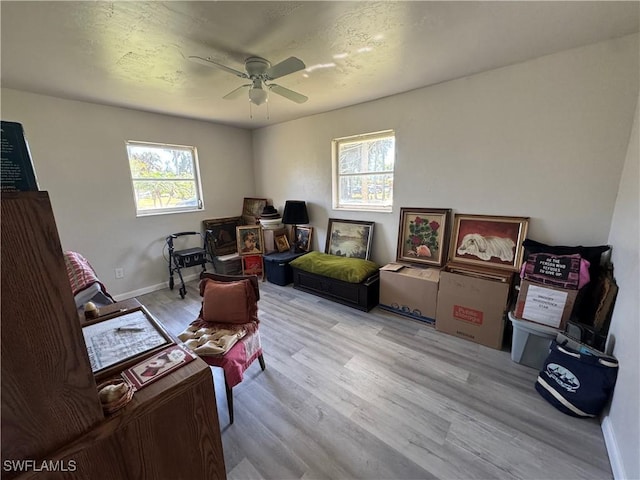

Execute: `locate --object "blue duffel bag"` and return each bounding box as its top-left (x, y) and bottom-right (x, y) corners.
top-left (535, 341), bottom-right (619, 418)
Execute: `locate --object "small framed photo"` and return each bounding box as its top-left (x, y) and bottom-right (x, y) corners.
top-left (396, 208), bottom-right (451, 267)
top-left (242, 254), bottom-right (264, 280)
top-left (275, 233), bottom-right (290, 253)
top-left (294, 226), bottom-right (313, 252)
top-left (450, 214), bottom-right (529, 271)
top-left (325, 219), bottom-right (374, 260)
top-left (237, 225), bottom-right (265, 256)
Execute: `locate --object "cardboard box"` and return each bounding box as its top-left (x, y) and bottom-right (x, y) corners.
top-left (514, 279), bottom-right (578, 330)
top-left (379, 265), bottom-right (440, 324)
top-left (436, 269), bottom-right (512, 349)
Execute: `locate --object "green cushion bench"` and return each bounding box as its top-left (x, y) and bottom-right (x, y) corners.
top-left (289, 251), bottom-right (380, 311)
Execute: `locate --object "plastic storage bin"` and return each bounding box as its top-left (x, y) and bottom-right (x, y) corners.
top-left (264, 251), bottom-right (307, 286)
top-left (508, 311), bottom-right (560, 369)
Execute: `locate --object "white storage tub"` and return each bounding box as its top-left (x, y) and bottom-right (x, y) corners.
top-left (508, 311), bottom-right (560, 369)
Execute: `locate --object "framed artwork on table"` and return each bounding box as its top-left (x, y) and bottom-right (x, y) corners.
top-left (396, 208), bottom-right (451, 267)
top-left (81, 306), bottom-right (173, 381)
top-left (203, 216), bottom-right (243, 256)
top-left (449, 214), bottom-right (529, 272)
top-left (325, 219), bottom-right (374, 260)
top-left (122, 344), bottom-right (196, 391)
top-left (237, 225), bottom-right (265, 256)
top-left (275, 233), bottom-right (290, 253)
top-left (294, 226), bottom-right (313, 252)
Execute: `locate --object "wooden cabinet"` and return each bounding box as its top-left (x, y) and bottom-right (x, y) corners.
top-left (1, 192), bottom-right (226, 479)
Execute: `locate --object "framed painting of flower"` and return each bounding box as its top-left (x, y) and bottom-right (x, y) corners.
top-left (396, 208), bottom-right (452, 267)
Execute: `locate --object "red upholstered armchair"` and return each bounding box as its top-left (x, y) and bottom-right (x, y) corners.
top-left (178, 272), bottom-right (265, 424)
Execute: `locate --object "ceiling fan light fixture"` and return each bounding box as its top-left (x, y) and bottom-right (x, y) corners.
top-left (249, 86), bottom-right (268, 106)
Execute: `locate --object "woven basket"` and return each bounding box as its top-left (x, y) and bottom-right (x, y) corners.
top-left (97, 378), bottom-right (134, 415)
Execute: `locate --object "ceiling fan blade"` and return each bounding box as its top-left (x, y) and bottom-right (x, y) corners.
top-left (268, 84), bottom-right (308, 104)
top-left (188, 56), bottom-right (248, 79)
top-left (266, 57), bottom-right (306, 80)
top-left (223, 84), bottom-right (251, 100)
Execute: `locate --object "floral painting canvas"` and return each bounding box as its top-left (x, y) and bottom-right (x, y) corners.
top-left (396, 208), bottom-right (451, 267)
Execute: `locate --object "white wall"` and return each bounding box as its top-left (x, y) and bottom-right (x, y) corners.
top-left (1, 89), bottom-right (253, 298)
top-left (603, 94), bottom-right (639, 480)
top-left (253, 34), bottom-right (639, 265)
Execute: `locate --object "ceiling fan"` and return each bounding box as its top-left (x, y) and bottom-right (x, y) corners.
top-left (189, 55), bottom-right (308, 106)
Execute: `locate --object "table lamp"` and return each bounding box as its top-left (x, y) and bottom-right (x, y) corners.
top-left (282, 200), bottom-right (309, 252)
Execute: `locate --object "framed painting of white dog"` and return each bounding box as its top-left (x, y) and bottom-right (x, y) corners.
top-left (450, 214), bottom-right (529, 271)
top-left (397, 208), bottom-right (452, 267)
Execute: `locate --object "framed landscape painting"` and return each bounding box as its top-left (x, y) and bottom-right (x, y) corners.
top-left (396, 208), bottom-right (451, 267)
top-left (450, 214), bottom-right (529, 271)
top-left (325, 219), bottom-right (374, 260)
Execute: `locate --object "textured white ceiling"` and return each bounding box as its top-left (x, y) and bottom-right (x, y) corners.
top-left (1, 1), bottom-right (638, 129)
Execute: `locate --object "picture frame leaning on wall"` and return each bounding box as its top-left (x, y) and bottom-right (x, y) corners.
top-left (325, 219), bottom-right (374, 260)
top-left (396, 208), bottom-right (452, 267)
top-left (449, 214), bottom-right (529, 272)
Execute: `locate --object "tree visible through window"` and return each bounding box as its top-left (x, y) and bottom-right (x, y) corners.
top-left (333, 130), bottom-right (395, 211)
top-left (126, 141), bottom-right (203, 215)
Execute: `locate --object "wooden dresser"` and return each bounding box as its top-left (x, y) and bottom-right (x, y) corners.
top-left (1, 192), bottom-right (226, 479)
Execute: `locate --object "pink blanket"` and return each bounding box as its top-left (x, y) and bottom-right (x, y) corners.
top-left (63, 251), bottom-right (113, 300)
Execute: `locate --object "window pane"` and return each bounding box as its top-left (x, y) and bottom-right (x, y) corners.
top-left (127, 142), bottom-right (202, 215)
top-left (133, 180), bottom-right (197, 211)
top-left (338, 136), bottom-right (395, 174)
top-left (334, 131), bottom-right (395, 211)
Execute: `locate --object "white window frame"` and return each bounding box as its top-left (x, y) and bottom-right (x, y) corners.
top-left (332, 130), bottom-right (395, 212)
top-left (126, 141), bottom-right (204, 217)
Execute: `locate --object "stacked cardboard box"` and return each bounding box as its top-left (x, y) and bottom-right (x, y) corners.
top-left (379, 264), bottom-right (440, 324)
top-left (436, 264), bottom-right (514, 349)
top-left (514, 253), bottom-right (584, 330)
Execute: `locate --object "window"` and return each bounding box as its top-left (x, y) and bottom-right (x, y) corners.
top-left (332, 130), bottom-right (395, 212)
top-left (126, 141), bottom-right (204, 216)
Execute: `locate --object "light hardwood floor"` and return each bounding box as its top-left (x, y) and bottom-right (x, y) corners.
top-left (137, 279), bottom-right (612, 480)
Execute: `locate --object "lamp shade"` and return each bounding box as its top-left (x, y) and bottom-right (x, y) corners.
top-left (282, 200), bottom-right (309, 224)
top-left (249, 86), bottom-right (268, 106)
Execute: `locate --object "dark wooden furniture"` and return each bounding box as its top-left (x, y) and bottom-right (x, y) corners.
top-left (1, 192), bottom-right (226, 479)
top-left (291, 267), bottom-right (380, 311)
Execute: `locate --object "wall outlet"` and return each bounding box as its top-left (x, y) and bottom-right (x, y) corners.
top-left (115, 268), bottom-right (124, 279)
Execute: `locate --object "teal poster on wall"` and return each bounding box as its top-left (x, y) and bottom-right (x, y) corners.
top-left (1, 121), bottom-right (39, 191)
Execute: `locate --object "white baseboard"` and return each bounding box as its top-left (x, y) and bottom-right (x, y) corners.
top-left (602, 416), bottom-right (626, 480)
top-left (112, 272), bottom-right (201, 302)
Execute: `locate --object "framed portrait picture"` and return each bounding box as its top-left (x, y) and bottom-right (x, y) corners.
top-left (81, 306), bottom-right (173, 381)
top-left (275, 233), bottom-right (290, 253)
top-left (203, 216), bottom-right (243, 256)
top-left (325, 219), bottom-right (374, 260)
top-left (236, 225), bottom-right (265, 256)
top-left (449, 214), bottom-right (529, 271)
top-left (396, 208), bottom-right (451, 267)
top-left (242, 254), bottom-right (264, 280)
top-left (294, 226), bottom-right (313, 252)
